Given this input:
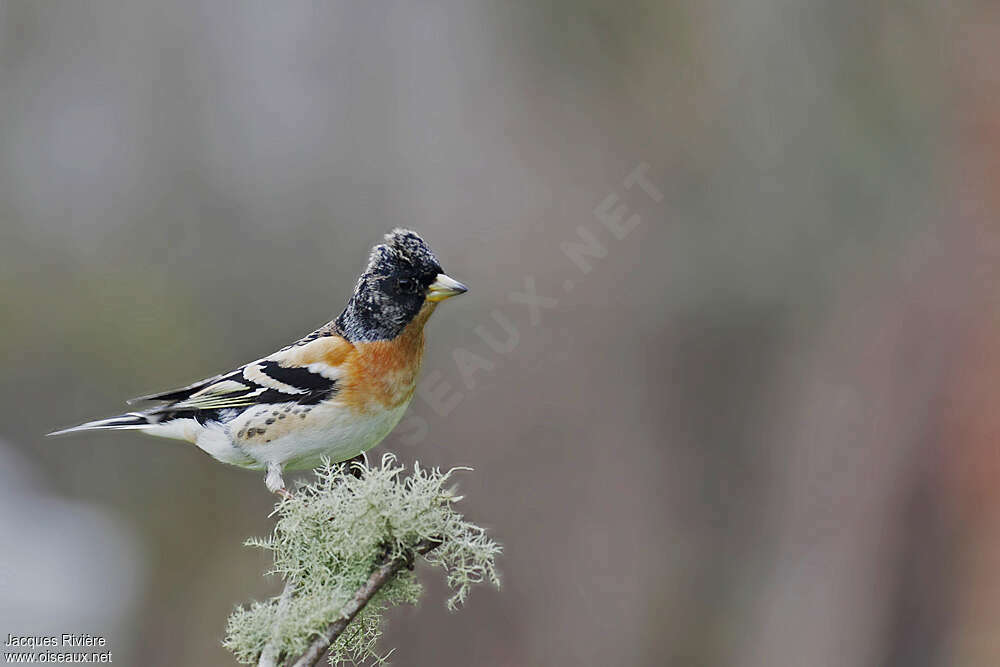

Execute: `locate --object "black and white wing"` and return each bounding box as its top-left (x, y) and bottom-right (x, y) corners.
top-left (49, 331), bottom-right (351, 436)
top-left (131, 357), bottom-right (339, 423)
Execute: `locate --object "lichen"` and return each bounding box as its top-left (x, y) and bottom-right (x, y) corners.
top-left (224, 453), bottom-right (502, 665)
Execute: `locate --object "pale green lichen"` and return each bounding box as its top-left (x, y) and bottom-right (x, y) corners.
top-left (224, 454), bottom-right (502, 665)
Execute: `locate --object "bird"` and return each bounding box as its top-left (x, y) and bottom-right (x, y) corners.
top-left (49, 229), bottom-right (468, 496)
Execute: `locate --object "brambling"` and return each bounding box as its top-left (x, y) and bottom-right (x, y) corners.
top-left (50, 229), bottom-right (467, 496)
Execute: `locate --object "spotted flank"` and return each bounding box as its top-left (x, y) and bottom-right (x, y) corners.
top-left (48, 229), bottom-right (469, 495)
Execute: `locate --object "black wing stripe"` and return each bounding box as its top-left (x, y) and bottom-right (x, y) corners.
top-left (256, 360), bottom-right (337, 394)
top-left (254, 386), bottom-right (334, 406)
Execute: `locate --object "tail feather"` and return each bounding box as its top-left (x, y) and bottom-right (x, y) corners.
top-left (48, 412), bottom-right (157, 436)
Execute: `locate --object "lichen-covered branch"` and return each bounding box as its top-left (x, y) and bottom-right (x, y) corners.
top-left (288, 539), bottom-right (440, 667)
top-left (225, 454), bottom-right (501, 666)
top-left (258, 578), bottom-right (297, 667)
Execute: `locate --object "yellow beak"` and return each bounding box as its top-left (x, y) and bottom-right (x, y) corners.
top-left (426, 273), bottom-right (469, 302)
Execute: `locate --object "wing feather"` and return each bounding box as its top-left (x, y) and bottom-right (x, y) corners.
top-left (127, 371), bottom-right (235, 404)
top-left (128, 331), bottom-right (353, 421)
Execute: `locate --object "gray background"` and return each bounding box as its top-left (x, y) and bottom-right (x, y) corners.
top-left (0, 1), bottom-right (990, 666)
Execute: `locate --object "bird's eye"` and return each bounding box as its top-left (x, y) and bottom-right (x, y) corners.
top-left (397, 278), bottom-right (413, 290)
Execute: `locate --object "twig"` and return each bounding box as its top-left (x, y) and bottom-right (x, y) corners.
top-left (287, 538), bottom-right (441, 667)
top-left (258, 577), bottom-right (297, 667)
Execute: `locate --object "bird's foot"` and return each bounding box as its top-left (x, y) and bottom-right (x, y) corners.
top-left (265, 461), bottom-right (290, 497)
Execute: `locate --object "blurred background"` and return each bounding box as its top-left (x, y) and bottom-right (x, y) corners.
top-left (0, 1), bottom-right (995, 665)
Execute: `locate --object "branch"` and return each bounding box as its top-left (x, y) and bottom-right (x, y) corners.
top-left (258, 577), bottom-right (297, 667)
top-left (287, 538), bottom-right (441, 667)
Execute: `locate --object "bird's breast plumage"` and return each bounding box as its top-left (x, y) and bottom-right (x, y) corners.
top-left (339, 303), bottom-right (431, 414)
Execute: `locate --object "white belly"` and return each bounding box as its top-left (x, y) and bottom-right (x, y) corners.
top-left (208, 398), bottom-right (413, 471)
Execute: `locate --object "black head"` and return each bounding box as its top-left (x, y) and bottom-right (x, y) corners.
top-left (335, 229), bottom-right (467, 341)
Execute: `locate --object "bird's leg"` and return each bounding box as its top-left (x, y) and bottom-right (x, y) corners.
top-left (265, 461), bottom-right (293, 499)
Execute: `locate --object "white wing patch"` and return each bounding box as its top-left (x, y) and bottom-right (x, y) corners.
top-left (192, 379), bottom-right (249, 396)
top-left (305, 362), bottom-right (343, 380)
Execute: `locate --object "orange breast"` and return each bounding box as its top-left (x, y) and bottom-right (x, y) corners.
top-left (338, 302), bottom-right (435, 413)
